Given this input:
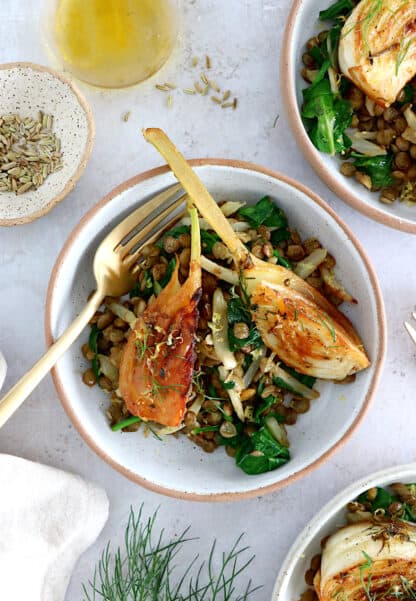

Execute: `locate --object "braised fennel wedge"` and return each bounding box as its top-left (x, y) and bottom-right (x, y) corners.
top-left (82, 506), bottom-right (260, 601)
top-left (143, 127), bottom-right (369, 380)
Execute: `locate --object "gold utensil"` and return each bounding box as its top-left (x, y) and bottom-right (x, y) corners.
top-left (0, 184), bottom-right (186, 428)
top-left (143, 128), bottom-right (369, 380)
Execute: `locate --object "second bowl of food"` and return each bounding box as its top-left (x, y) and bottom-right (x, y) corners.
top-left (282, 0), bottom-right (416, 233)
top-left (272, 463), bottom-right (416, 600)
top-left (45, 159), bottom-right (385, 500)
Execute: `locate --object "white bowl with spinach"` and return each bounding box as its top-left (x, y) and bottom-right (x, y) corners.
top-left (45, 160), bottom-right (385, 500)
top-left (282, 0), bottom-right (416, 233)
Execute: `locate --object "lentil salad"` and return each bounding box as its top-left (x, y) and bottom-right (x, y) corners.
top-left (301, 0), bottom-right (416, 207)
top-left (301, 482), bottom-right (416, 601)
top-left (82, 196), bottom-right (360, 476)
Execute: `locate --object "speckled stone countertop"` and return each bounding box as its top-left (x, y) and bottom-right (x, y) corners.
top-left (1, 1), bottom-right (416, 598)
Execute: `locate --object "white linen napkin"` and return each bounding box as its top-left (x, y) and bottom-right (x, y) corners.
top-left (0, 454), bottom-right (109, 601)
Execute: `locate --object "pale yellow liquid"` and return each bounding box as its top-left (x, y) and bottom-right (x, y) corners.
top-left (54, 0), bottom-right (176, 88)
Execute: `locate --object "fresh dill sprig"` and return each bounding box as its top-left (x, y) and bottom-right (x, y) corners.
top-left (82, 506), bottom-right (260, 601)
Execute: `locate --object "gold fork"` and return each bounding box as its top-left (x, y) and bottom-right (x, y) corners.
top-left (0, 184), bottom-right (186, 428)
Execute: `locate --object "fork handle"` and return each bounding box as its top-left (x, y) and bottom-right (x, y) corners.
top-left (0, 290), bottom-right (103, 428)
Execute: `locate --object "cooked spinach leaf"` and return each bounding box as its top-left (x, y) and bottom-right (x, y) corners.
top-left (129, 270), bottom-right (154, 299)
top-left (303, 77), bottom-right (353, 155)
top-left (352, 153), bottom-right (394, 188)
top-left (200, 229), bottom-right (221, 254)
top-left (281, 365), bottom-right (316, 389)
top-left (319, 0), bottom-right (354, 21)
top-left (270, 228), bottom-right (291, 245)
top-left (235, 427), bottom-right (290, 475)
top-left (227, 294), bottom-right (262, 351)
top-left (88, 325), bottom-right (101, 382)
top-left (273, 249), bottom-right (291, 269)
top-left (159, 257), bottom-right (176, 288)
top-left (237, 196), bottom-right (288, 229)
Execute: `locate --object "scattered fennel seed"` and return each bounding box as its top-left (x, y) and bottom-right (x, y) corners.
top-left (183, 88), bottom-right (196, 95)
top-left (209, 79), bottom-right (221, 93)
top-left (200, 72), bottom-right (209, 85)
top-left (222, 90), bottom-right (231, 101)
top-left (192, 56), bottom-right (199, 67)
top-left (205, 55), bottom-right (212, 69)
top-left (167, 94), bottom-right (173, 108)
top-left (122, 111), bottom-right (131, 122)
top-left (211, 96), bottom-right (222, 104)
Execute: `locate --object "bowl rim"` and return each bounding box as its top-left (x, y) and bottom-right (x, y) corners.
top-left (44, 158), bottom-right (387, 502)
top-left (271, 462), bottom-right (416, 600)
top-left (0, 61), bottom-right (95, 227)
top-left (280, 1), bottom-right (416, 234)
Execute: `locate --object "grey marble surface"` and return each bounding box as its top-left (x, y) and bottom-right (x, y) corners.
top-left (1, 1), bottom-right (416, 599)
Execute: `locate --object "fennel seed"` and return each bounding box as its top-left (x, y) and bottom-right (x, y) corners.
top-left (122, 111), bottom-right (131, 122)
top-left (205, 55), bottom-right (212, 69)
top-left (0, 112), bottom-right (63, 195)
top-left (209, 79), bottom-right (220, 93)
top-left (211, 96), bottom-right (222, 104)
top-left (192, 56), bottom-right (199, 67)
top-left (200, 72), bottom-right (209, 85)
top-left (183, 88), bottom-right (196, 95)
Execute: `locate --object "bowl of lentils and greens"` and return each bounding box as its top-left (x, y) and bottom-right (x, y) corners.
top-left (282, 0), bottom-right (416, 232)
top-left (45, 160), bottom-right (385, 500)
top-left (272, 463), bottom-right (416, 601)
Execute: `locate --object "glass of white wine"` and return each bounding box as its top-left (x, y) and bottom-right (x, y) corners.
top-left (46, 0), bottom-right (177, 88)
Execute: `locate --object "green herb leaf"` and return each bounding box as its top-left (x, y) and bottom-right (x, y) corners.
top-left (319, 0), bottom-right (354, 21)
top-left (237, 196), bottom-right (288, 228)
top-left (88, 325), bottom-right (101, 382)
top-left (352, 153), bottom-right (394, 188)
top-left (235, 427), bottom-right (290, 475)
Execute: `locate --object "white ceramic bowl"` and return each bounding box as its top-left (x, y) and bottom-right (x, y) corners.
top-left (45, 160), bottom-right (386, 501)
top-left (272, 463), bottom-right (416, 600)
top-left (282, 1), bottom-right (416, 234)
top-left (0, 62), bottom-right (94, 226)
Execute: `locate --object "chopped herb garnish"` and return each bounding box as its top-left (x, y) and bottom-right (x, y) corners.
top-left (112, 416), bottom-right (142, 432)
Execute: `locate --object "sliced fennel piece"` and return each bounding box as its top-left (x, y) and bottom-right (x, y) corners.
top-left (179, 216), bottom-right (250, 232)
top-left (265, 415), bottom-right (289, 447)
top-left (271, 364), bottom-right (319, 399)
top-left (209, 288), bottom-right (237, 370)
top-left (218, 366), bottom-right (245, 422)
top-left (201, 256), bottom-right (239, 285)
top-left (243, 346), bottom-right (266, 389)
top-left (97, 354), bottom-right (119, 383)
top-left (294, 248), bottom-right (327, 279)
top-left (109, 302), bottom-right (136, 327)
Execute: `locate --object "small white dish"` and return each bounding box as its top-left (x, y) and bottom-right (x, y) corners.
top-left (272, 463), bottom-right (416, 600)
top-left (0, 62), bottom-right (94, 226)
top-left (282, 0), bottom-right (416, 234)
top-left (45, 160), bottom-right (386, 501)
